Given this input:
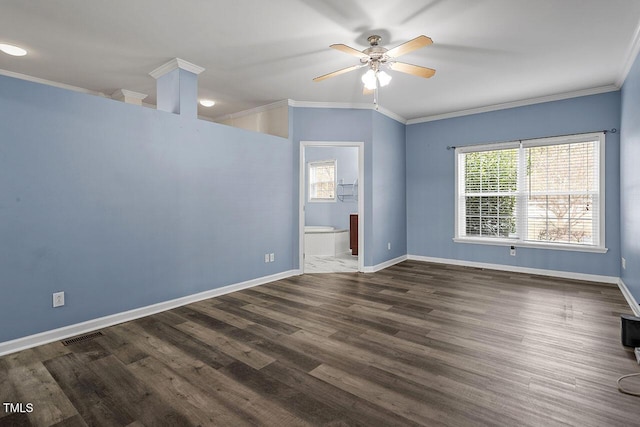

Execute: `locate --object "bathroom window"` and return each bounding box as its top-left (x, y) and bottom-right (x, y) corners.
top-left (309, 160), bottom-right (336, 202)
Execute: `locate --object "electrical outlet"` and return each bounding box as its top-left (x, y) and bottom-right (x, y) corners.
top-left (388, 242), bottom-right (391, 250)
top-left (53, 291), bottom-right (65, 308)
top-left (269, 253), bottom-right (275, 262)
top-left (264, 254), bottom-right (269, 263)
top-left (510, 246), bottom-right (516, 256)
top-left (622, 257), bottom-right (626, 270)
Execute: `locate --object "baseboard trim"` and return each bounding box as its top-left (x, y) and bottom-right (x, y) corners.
top-left (363, 255), bottom-right (408, 273)
top-left (0, 269), bottom-right (301, 357)
top-left (408, 255), bottom-right (640, 318)
top-left (618, 278), bottom-right (640, 316)
top-left (407, 255), bottom-right (619, 284)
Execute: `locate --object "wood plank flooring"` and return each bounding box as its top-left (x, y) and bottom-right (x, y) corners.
top-left (1, 260), bottom-right (640, 426)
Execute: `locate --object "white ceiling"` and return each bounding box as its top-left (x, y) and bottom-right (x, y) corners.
top-left (1, 0), bottom-right (640, 121)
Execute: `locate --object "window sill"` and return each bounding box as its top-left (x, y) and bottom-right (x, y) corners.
top-left (453, 237), bottom-right (608, 254)
top-left (308, 199), bottom-right (337, 203)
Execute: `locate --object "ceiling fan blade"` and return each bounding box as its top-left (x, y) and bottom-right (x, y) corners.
top-left (330, 43), bottom-right (369, 59)
top-left (313, 64), bottom-right (364, 82)
top-left (386, 35), bottom-right (433, 58)
top-left (389, 62), bottom-right (436, 79)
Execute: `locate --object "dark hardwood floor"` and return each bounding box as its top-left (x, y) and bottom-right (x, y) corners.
top-left (2, 260), bottom-right (640, 426)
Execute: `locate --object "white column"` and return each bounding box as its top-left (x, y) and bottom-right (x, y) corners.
top-left (149, 58), bottom-right (204, 119)
top-left (111, 89), bottom-right (148, 106)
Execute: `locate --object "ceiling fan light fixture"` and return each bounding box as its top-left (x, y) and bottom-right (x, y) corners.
top-left (362, 69), bottom-right (377, 90)
top-left (377, 70), bottom-right (392, 87)
top-left (0, 43), bottom-right (27, 56)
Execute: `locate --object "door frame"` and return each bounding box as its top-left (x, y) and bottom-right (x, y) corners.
top-left (299, 141), bottom-right (364, 273)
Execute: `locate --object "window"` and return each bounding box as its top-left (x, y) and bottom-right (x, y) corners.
top-left (308, 160), bottom-right (336, 201)
top-left (455, 132), bottom-right (605, 252)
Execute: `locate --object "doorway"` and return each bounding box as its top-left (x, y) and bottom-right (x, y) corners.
top-left (299, 141), bottom-right (364, 273)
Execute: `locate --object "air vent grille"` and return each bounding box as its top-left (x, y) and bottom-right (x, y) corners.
top-left (61, 331), bottom-right (103, 346)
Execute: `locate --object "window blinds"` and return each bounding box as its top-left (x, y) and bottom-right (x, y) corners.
top-left (456, 132), bottom-right (604, 249)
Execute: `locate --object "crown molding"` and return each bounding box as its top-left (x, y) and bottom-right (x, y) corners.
top-left (0, 68), bottom-right (107, 97)
top-left (149, 58), bottom-right (205, 79)
top-left (1, 67), bottom-right (624, 129)
top-left (616, 19), bottom-right (640, 88)
top-left (288, 100), bottom-right (407, 124)
top-left (111, 89), bottom-right (148, 101)
top-left (213, 99), bottom-right (289, 122)
top-left (406, 85), bottom-right (620, 125)
top-left (373, 105), bottom-right (406, 124)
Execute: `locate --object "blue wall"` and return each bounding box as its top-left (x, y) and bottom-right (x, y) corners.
top-left (2, 68), bottom-right (635, 345)
top-left (0, 75), bottom-right (294, 343)
top-left (291, 107), bottom-right (407, 268)
top-left (291, 107), bottom-right (373, 266)
top-left (407, 92), bottom-right (621, 277)
top-left (621, 51), bottom-right (640, 305)
top-left (304, 146), bottom-right (358, 230)
top-left (372, 113), bottom-right (407, 264)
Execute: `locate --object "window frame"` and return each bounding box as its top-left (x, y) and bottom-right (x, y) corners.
top-left (308, 159), bottom-right (337, 203)
top-left (454, 132), bottom-right (607, 253)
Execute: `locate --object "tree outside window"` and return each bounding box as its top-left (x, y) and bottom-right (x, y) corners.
top-left (456, 133), bottom-right (603, 251)
top-left (309, 160), bottom-right (336, 201)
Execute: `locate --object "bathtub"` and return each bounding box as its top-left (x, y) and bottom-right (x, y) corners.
top-left (304, 226), bottom-right (350, 256)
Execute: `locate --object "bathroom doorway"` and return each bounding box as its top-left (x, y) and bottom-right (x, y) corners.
top-left (299, 141), bottom-right (364, 273)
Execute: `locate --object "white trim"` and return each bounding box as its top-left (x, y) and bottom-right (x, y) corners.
top-left (213, 99), bottom-right (289, 122)
top-left (300, 141), bottom-right (365, 273)
top-left (0, 68), bottom-right (107, 97)
top-left (149, 58), bottom-right (205, 79)
top-left (598, 132), bottom-right (606, 249)
top-left (452, 238), bottom-right (608, 254)
top-left (227, 84), bottom-right (617, 128)
top-left (454, 133), bottom-right (606, 252)
top-left (618, 278), bottom-right (640, 316)
top-left (289, 99), bottom-right (407, 124)
top-left (0, 270), bottom-right (300, 357)
top-left (455, 141), bottom-right (520, 154)
top-left (111, 89), bottom-right (148, 101)
top-left (308, 159), bottom-right (337, 202)
top-left (0, 67), bottom-right (621, 128)
top-left (406, 85), bottom-right (619, 125)
top-left (407, 255), bottom-right (619, 284)
top-left (362, 255), bottom-right (408, 273)
top-left (616, 19), bottom-right (640, 88)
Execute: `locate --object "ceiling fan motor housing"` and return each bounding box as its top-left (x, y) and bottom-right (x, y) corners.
top-left (362, 41), bottom-right (388, 71)
top-left (367, 35), bottom-right (382, 45)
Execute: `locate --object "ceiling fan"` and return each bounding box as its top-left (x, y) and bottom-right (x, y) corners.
top-left (313, 34), bottom-right (436, 93)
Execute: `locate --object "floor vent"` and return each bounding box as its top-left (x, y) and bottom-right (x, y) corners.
top-left (61, 331), bottom-right (103, 346)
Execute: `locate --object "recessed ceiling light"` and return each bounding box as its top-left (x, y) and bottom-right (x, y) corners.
top-left (0, 43), bottom-right (27, 56)
top-left (199, 99), bottom-right (216, 107)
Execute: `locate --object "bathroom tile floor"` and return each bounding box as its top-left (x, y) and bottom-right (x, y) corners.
top-left (304, 252), bottom-right (358, 273)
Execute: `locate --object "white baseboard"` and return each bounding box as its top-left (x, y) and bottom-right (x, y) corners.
top-left (363, 255), bottom-right (408, 273)
top-left (407, 254), bottom-right (619, 284)
top-left (618, 278), bottom-right (640, 316)
top-left (3, 259), bottom-right (635, 357)
top-left (0, 270), bottom-right (301, 357)
top-left (407, 255), bottom-right (640, 314)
